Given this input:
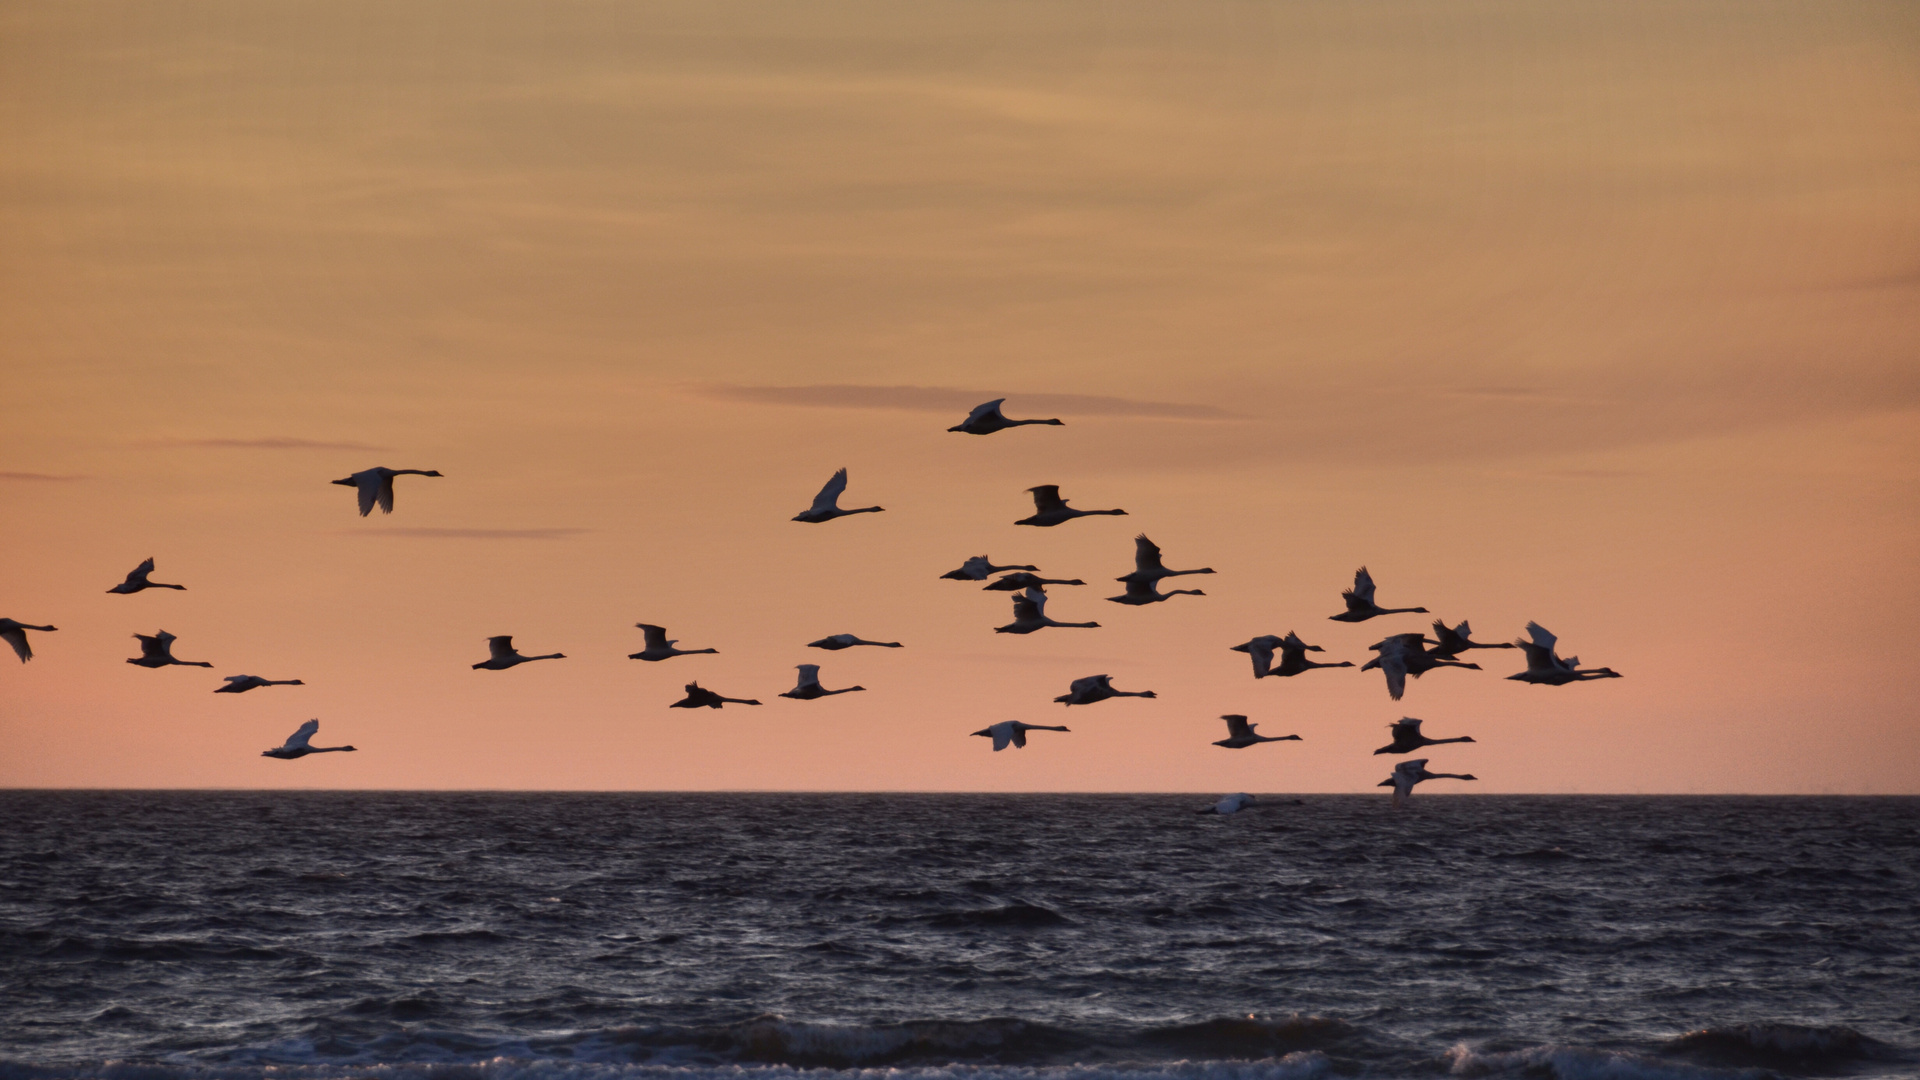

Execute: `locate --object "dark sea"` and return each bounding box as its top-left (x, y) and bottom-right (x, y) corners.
top-left (2, 793), bottom-right (1916, 1080)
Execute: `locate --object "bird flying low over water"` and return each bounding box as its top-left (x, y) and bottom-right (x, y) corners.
top-left (1117, 535), bottom-right (1214, 585)
top-left (472, 636), bottom-right (565, 670)
top-left (1212, 715), bottom-right (1301, 749)
top-left (941, 556), bottom-right (1040, 581)
top-left (1374, 717), bottom-right (1475, 755)
top-left (0, 619), bottom-right (57, 663)
top-left (807, 633), bottom-right (902, 650)
top-left (1107, 577), bottom-right (1205, 606)
top-left (1197, 793), bottom-right (1256, 815)
top-left (1507, 622), bottom-right (1622, 685)
top-left (628, 624), bottom-right (718, 661)
top-left (996, 588), bottom-right (1100, 634)
top-left (1329, 567), bottom-right (1429, 622)
top-left (127, 630), bottom-right (212, 669)
top-left (671, 681), bottom-right (761, 708)
top-left (971, 720), bottom-right (1069, 751)
top-left (1015, 485), bottom-right (1127, 527)
top-left (792, 468), bottom-right (883, 523)
top-left (1428, 619), bottom-right (1517, 660)
top-left (1363, 634), bottom-right (1480, 700)
top-left (983, 571), bottom-right (1085, 591)
top-left (214, 675), bottom-right (304, 694)
top-left (1053, 674), bottom-right (1155, 706)
top-left (1232, 631), bottom-right (1355, 679)
top-left (331, 467), bottom-right (443, 516)
top-left (947, 399), bottom-right (1065, 435)
top-left (262, 719), bottom-right (356, 760)
top-left (1380, 758), bottom-right (1476, 807)
top-left (779, 664), bottom-right (865, 700)
top-left (106, 558), bottom-right (185, 594)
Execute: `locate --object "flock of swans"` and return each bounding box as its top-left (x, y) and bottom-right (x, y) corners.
top-left (2, 398), bottom-right (1621, 808)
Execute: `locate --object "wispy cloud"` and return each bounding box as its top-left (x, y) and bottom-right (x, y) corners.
top-left (697, 384), bottom-right (1242, 420)
top-left (161, 437), bottom-right (390, 451)
top-left (0, 471), bottom-right (84, 481)
top-left (340, 527), bottom-right (588, 540)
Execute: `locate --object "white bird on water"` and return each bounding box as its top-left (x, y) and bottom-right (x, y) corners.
top-left (1197, 793), bottom-right (1257, 816)
top-left (0, 619), bottom-right (57, 663)
top-left (628, 624), bottom-right (718, 661)
top-left (792, 468), bottom-right (884, 523)
top-left (331, 467), bottom-right (443, 516)
top-left (1052, 674), bottom-right (1155, 706)
top-left (1116, 534), bottom-right (1214, 585)
top-left (807, 633), bottom-right (902, 650)
top-left (106, 558), bottom-right (186, 594)
top-left (947, 399), bottom-right (1064, 435)
top-left (1329, 566), bottom-right (1429, 622)
top-left (995, 588), bottom-right (1100, 634)
top-left (1507, 622), bottom-right (1622, 685)
top-left (1014, 485), bottom-right (1127, 527)
top-left (471, 636), bottom-right (565, 670)
top-left (261, 719), bottom-right (356, 760)
top-left (779, 664), bottom-right (865, 700)
top-left (1373, 717), bottom-right (1475, 755)
top-left (214, 675), bottom-right (304, 694)
top-left (1379, 758), bottom-right (1477, 807)
top-left (941, 556), bottom-right (1040, 581)
top-left (127, 630), bottom-right (212, 669)
top-left (1231, 631), bottom-right (1354, 678)
top-left (971, 720), bottom-right (1070, 751)
top-left (1212, 715), bottom-right (1301, 749)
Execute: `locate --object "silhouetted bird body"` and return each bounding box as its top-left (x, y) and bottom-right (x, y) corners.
top-left (995, 588), bottom-right (1100, 634)
top-left (1362, 633), bottom-right (1480, 700)
top-left (107, 558), bottom-right (186, 594)
top-left (779, 664), bottom-right (865, 700)
top-left (628, 623), bottom-right (718, 661)
top-left (127, 630), bottom-right (212, 669)
top-left (792, 468), bottom-right (883, 523)
top-left (262, 719), bottom-right (356, 760)
top-left (0, 619), bottom-right (57, 663)
top-left (1428, 619), bottom-right (1517, 660)
top-left (1117, 534), bottom-right (1214, 584)
top-left (1212, 714), bottom-right (1301, 749)
top-left (1015, 485), bottom-right (1127, 527)
top-left (941, 556), bottom-right (1040, 581)
top-left (1329, 566), bottom-right (1429, 622)
top-left (1106, 577), bottom-right (1205, 606)
top-left (807, 633), bottom-right (902, 650)
top-left (1232, 631), bottom-right (1352, 678)
top-left (1379, 758), bottom-right (1476, 807)
top-left (971, 720), bottom-right (1069, 750)
top-left (1373, 717), bottom-right (1476, 755)
top-left (947, 399), bottom-right (1064, 435)
top-left (215, 675), bottom-right (304, 693)
top-left (472, 635), bottom-right (565, 670)
top-left (332, 467), bottom-right (442, 516)
top-left (983, 571), bottom-right (1085, 591)
top-left (1507, 622), bottom-right (1622, 684)
top-left (670, 681), bottom-right (761, 708)
top-left (1052, 674), bottom-right (1155, 706)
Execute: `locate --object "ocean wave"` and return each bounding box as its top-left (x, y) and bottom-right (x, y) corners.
top-left (0, 1059), bottom-right (1332, 1080)
top-left (1446, 1043), bottom-right (1772, 1079)
top-left (1662, 1023), bottom-right (1897, 1068)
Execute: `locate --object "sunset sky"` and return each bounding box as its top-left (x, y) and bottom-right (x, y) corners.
top-left (3, 0), bottom-right (1917, 792)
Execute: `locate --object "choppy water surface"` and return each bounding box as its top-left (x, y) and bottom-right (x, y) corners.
top-left (2, 793), bottom-right (1916, 1080)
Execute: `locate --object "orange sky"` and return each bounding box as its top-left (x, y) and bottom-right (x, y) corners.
top-left (3, 0), bottom-right (1917, 792)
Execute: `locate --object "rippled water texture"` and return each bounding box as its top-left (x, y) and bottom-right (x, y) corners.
top-left (2, 793), bottom-right (1916, 1080)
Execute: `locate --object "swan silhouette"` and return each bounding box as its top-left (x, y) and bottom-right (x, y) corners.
top-left (331, 467), bottom-right (443, 516)
top-left (792, 468), bottom-right (883, 523)
top-left (779, 664), bottom-right (865, 700)
top-left (0, 619), bottom-right (57, 663)
top-left (1015, 485), bottom-right (1126, 527)
top-left (1052, 674), bottom-right (1155, 706)
top-left (947, 399), bottom-right (1064, 435)
top-left (106, 558), bottom-right (185, 594)
top-left (1428, 619), bottom-right (1517, 660)
top-left (1507, 622), bottom-right (1622, 684)
top-left (1379, 758), bottom-right (1476, 807)
top-left (262, 719), bottom-right (356, 759)
top-left (127, 630), bottom-right (212, 669)
top-left (971, 720), bottom-right (1069, 750)
top-left (1212, 715), bottom-right (1301, 749)
top-left (671, 681), bottom-right (761, 708)
top-left (1362, 633), bottom-right (1481, 700)
top-left (1374, 717), bottom-right (1475, 755)
top-left (807, 633), bottom-right (902, 650)
top-left (471, 636), bottom-right (565, 670)
top-left (628, 624), bottom-right (718, 661)
top-left (941, 556), bottom-right (1040, 581)
top-left (214, 675), bottom-right (304, 694)
top-left (1107, 577), bottom-right (1205, 606)
top-left (1231, 631), bottom-right (1355, 678)
top-left (995, 588), bottom-right (1100, 634)
top-left (1117, 535), bottom-right (1214, 584)
top-left (983, 571), bottom-right (1085, 591)
top-left (1329, 567), bottom-right (1429, 622)
top-left (1197, 793), bottom-right (1256, 815)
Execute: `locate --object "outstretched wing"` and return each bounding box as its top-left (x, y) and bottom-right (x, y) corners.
top-left (1381, 653), bottom-right (1408, 700)
top-left (283, 719), bottom-right (320, 751)
top-left (1245, 639), bottom-right (1275, 677)
top-left (991, 724), bottom-right (1013, 751)
top-left (810, 468), bottom-right (849, 514)
top-left (1391, 717), bottom-right (1422, 735)
top-left (794, 664), bottom-right (822, 688)
top-left (488, 635), bottom-right (515, 660)
top-left (637, 624), bottom-right (670, 650)
top-left (1222, 714), bottom-right (1254, 738)
top-left (1124, 578), bottom-right (1157, 601)
top-left (1524, 622), bottom-right (1557, 651)
top-left (1, 627), bottom-right (30, 663)
top-left (375, 473), bottom-right (395, 514)
top-left (966, 399), bottom-right (1005, 425)
top-left (1351, 566), bottom-right (1377, 604)
top-left (1133, 534), bottom-right (1165, 574)
top-left (1010, 726), bottom-right (1028, 748)
top-left (1014, 588), bottom-right (1047, 620)
top-left (1027, 485), bottom-right (1065, 513)
top-left (352, 472), bottom-right (378, 516)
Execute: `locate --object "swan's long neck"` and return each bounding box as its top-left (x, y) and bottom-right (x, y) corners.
top-left (1430, 736), bottom-right (1473, 745)
top-left (312, 746), bottom-right (354, 753)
